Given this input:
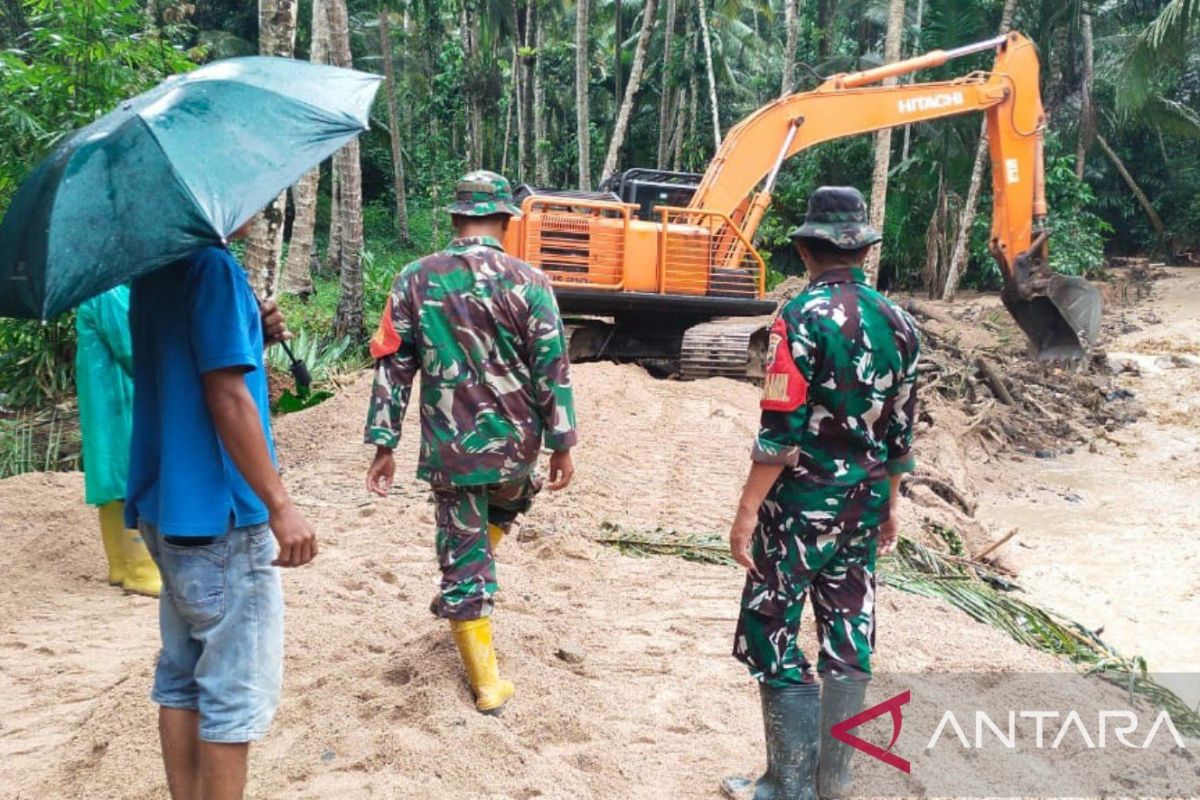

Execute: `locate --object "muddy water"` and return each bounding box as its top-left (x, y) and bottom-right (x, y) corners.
top-left (978, 269), bottom-right (1200, 704)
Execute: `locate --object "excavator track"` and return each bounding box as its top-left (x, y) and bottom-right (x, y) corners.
top-left (680, 319), bottom-right (772, 381)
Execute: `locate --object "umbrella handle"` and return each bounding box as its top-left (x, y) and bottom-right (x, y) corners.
top-left (278, 339), bottom-right (313, 397)
top-left (258, 293), bottom-right (311, 397)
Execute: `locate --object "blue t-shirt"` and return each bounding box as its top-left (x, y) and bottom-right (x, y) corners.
top-left (125, 246), bottom-right (276, 536)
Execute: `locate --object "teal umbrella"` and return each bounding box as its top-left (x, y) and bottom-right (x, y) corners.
top-left (0, 57), bottom-right (382, 320)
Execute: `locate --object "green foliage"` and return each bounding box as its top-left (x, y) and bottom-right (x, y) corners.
top-left (0, 0), bottom-right (195, 212)
top-left (967, 145), bottom-right (1111, 287)
top-left (0, 317), bottom-right (76, 408)
top-left (0, 407), bottom-right (81, 479)
top-left (265, 327), bottom-right (364, 383)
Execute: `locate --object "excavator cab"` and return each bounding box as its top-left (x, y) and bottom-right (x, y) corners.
top-left (599, 169), bottom-right (703, 220)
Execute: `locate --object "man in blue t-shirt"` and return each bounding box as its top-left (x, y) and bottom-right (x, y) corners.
top-left (127, 218), bottom-right (317, 799)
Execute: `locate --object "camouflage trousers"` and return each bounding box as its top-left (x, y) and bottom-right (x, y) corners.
top-left (733, 477), bottom-right (887, 688)
top-left (430, 476), bottom-right (541, 621)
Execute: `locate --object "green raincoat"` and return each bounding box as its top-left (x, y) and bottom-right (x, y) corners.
top-left (75, 285), bottom-right (134, 506)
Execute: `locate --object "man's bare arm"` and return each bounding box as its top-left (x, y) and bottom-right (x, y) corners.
top-left (877, 473), bottom-right (904, 555)
top-left (202, 367), bottom-right (317, 567)
top-left (729, 461), bottom-right (785, 574)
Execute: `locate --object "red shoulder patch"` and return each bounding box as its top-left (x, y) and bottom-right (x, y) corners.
top-left (369, 297), bottom-right (402, 359)
top-left (760, 316), bottom-right (808, 412)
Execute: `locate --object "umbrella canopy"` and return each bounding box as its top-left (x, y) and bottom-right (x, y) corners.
top-left (0, 57), bottom-right (381, 320)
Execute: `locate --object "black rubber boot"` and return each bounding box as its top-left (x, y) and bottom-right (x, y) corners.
top-left (721, 681), bottom-right (820, 800)
top-left (817, 677), bottom-right (869, 799)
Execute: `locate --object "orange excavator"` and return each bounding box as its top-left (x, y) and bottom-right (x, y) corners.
top-left (502, 31), bottom-right (1102, 378)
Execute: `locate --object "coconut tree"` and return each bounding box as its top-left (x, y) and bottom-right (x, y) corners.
top-left (576, 0), bottom-right (593, 188)
top-left (940, 0), bottom-right (1017, 300)
top-left (280, 0), bottom-right (327, 297)
top-left (780, 0), bottom-right (798, 97)
top-left (601, 0), bottom-right (659, 181)
top-left (696, 0), bottom-right (721, 146)
top-left (379, 3), bottom-right (410, 242)
top-left (863, 0), bottom-right (905, 285)
top-left (326, 0), bottom-right (366, 338)
top-left (244, 0), bottom-right (297, 296)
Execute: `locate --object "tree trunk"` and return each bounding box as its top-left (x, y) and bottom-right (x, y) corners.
top-left (1096, 134), bottom-right (1166, 235)
top-left (379, 8), bottom-right (410, 242)
top-left (462, 2), bottom-right (483, 170)
top-left (781, 0), bottom-right (798, 97)
top-left (614, 0), bottom-right (623, 112)
top-left (1075, 12), bottom-right (1094, 181)
top-left (656, 0), bottom-right (677, 167)
top-left (534, 11), bottom-right (550, 185)
top-left (575, 0), bottom-right (592, 189)
top-left (501, 44), bottom-right (517, 173)
top-left (862, 0), bottom-right (905, 285)
top-left (244, 0), bottom-right (297, 297)
top-left (601, 0), bottom-right (659, 182)
top-left (696, 0), bottom-right (721, 147)
top-left (940, 0), bottom-right (1018, 300)
top-left (901, 0), bottom-right (925, 162)
top-left (279, 0), bottom-right (328, 297)
top-left (517, 0), bottom-right (531, 182)
top-left (326, 0), bottom-right (365, 339)
top-left (686, 19), bottom-right (698, 170)
top-left (922, 168), bottom-right (945, 298)
top-left (671, 87), bottom-right (687, 170)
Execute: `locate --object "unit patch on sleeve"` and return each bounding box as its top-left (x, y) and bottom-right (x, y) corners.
top-left (760, 316), bottom-right (809, 412)
top-left (369, 296), bottom-right (402, 359)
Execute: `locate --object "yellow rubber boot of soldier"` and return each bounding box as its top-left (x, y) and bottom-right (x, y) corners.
top-left (488, 523), bottom-right (506, 551)
top-left (98, 502), bottom-right (127, 586)
top-left (450, 618), bottom-right (515, 714)
top-left (120, 526), bottom-right (161, 598)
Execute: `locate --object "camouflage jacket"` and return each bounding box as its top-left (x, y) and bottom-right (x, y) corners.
top-left (365, 236), bottom-right (577, 487)
top-left (753, 267), bottom-right (920, 489)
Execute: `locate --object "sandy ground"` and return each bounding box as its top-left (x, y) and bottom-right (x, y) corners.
top-left (1, 275), bottom-right (1196, 798)
top-left (975, 268), bottom-right (1200, 696)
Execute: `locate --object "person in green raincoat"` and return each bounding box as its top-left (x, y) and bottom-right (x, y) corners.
top-left (75, 285), bottom-right (161, 596)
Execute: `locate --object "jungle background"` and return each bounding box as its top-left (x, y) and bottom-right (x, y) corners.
top-left (0, 0), bottom-right (1197, 474)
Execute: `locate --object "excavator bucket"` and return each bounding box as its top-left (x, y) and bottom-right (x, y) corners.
top-left (1001, 273), bottom-right (1102, 361)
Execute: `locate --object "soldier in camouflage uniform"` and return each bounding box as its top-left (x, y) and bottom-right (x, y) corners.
top-left (721, 187), bottom-right (920, 800)
top-left (364, 170), bottom-right (577, 714)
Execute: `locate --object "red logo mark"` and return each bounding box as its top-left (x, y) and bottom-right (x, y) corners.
top-left (829, 689), bottom-right (911, 774)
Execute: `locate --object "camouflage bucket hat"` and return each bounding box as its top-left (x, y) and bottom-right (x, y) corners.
top-left (445, 169), bottom-right (523, 218)
top-left (788, 186), bottom-right (882, 249)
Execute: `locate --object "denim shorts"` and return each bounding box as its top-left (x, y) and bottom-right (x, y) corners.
top-left (142, 521), bottom-right (283, 743)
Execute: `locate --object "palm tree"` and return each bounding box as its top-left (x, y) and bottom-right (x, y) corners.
top-left (601, 0), bottom-right (658, 180)
top-left (534, 6), bottom-right (551, 184)
top-left (941, 0), bottom-right (1017, 300)
top-left (657, 0), bottom-right (677, 166)
top-left (244, 0), bottom-right (298, 296)
top-left (1075, 9), bottom-right (1093, 180)
top-left (576, 0), bottom-right (593, 189)
top-left (326, 0), bottom-right (367, 338)
top-left (281, 0), bottom-right (327, 298)
top-left (780, 0), bottom-right (798, 97)
top-left (379, 3), bottom-right (411, 242)
top-left (696, 0), bottom-right (721, 146)
top-left (863, 0), bottom-right (905, 285)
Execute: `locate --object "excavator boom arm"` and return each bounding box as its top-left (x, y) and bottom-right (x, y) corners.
top-left (687, 32), bottom-right (1046, 283)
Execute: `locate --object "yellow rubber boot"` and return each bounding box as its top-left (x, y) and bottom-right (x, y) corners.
top-left (487, 523), bottom-right (506, 551)
top-left (450, 618), bottom-right (515, 714)
top-left (98, 502), bottom-right (127, 586)
top-left (120, 527), bottom-right (161, 598)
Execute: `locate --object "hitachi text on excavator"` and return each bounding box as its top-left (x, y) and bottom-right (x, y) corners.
top-left (502, 31), bottom-right (1103, 379)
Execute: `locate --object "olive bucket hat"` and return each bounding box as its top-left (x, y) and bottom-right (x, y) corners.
top-left (788, 186), bottom-right (882, 249)
top-left (445, 169), bottom-right (523, 218)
